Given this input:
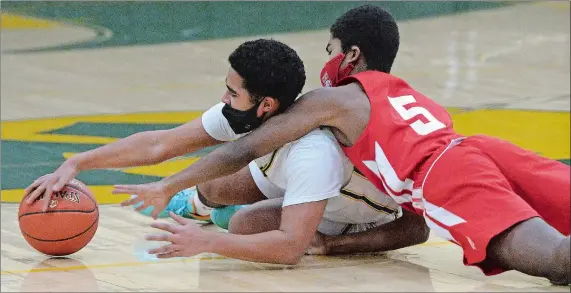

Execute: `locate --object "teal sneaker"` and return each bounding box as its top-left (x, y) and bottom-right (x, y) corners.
top-left (210, 205), bottom-right (249, 230)
top-left (131, 187), bottom-right (212, 222)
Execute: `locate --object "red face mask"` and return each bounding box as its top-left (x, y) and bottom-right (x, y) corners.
top-left (320, 52), bottom-right (355, 87)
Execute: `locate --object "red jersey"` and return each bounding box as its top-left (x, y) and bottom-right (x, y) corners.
top-left (338, 71), bottom-right (462, 211)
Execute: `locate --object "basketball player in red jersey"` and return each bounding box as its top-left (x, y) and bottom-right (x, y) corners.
top-left (113, 5), bottom-right (569, 285)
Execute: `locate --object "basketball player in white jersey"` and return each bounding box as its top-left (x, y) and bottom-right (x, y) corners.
top-left (24, 38), bottom-right (428, 264)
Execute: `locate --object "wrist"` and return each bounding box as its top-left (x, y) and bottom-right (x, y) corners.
top-left (66, 155), bottom-right (85, 171)
top-left (202, 231), bottom-right (219, 254)
top-left (159, 177), bottom-right (180, 197)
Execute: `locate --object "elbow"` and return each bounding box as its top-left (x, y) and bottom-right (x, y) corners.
top-left (278, 249), bottom-right (304, 265)
top-left (149, 143), bottom-right (170, 165)
top-left (413, 223), bottom-right (430, 246)
top-left (275, 239), bottom-right (306, 265)
top-left (281, 258), bottom-right (301, 266)
top-left (401, 211), bottom-right (430, 246)
top-left (136, 131), bottom-right (171, 164)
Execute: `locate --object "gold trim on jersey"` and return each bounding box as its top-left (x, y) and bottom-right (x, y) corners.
top-left (340, 186), bottom-right (399, 215)
top-left (352, 167), bottom-right (368, 180)
top-left (259, 147), bottom-right (281, 177)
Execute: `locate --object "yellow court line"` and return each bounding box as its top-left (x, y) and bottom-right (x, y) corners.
top-left (417, 241), bottom-right (452, 247)
top-left (0, 241), bottom-right (453, 275)
top-left (1, 13), bottom-right (61, 30)
top-left (0, 255), bottom-right (228, 275)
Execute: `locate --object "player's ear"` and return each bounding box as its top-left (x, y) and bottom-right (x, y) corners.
top-left (346, 45), bottom-right (361, 63)
top-left (263, 97), bottom-right (279, 111)
top-left (259, 97), bottom-right (279, 115)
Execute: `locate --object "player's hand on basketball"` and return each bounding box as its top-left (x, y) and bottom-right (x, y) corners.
top-left (146, 212), bottom-right (211, 258)
top-left (24, 160), bottom-right (80, 211)
top-left (112, 181), bottom-right (172, 219)
top-left (305, 231), bottom-right (328, 255)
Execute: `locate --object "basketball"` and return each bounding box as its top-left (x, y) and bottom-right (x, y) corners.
top-left (18, 179), bottom-right (99, 256)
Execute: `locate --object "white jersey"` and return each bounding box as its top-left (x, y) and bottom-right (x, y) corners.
top-left (202, 103), bottom-right (402, 235)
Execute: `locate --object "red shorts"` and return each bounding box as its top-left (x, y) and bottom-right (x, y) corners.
top-left (414, 135), bottom-right (570, 275)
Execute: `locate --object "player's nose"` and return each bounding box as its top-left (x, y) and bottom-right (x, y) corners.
top-left (221, 92), bottom-right (231, 104)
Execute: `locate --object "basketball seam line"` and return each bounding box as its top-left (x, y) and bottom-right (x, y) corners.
top-left (21, 213), bottom-right (99, 242)
top-left (18, 208), bottom-right (98, 219)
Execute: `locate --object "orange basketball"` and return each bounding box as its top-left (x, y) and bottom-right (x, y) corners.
top-left (18, 179), bottom-right (99, 256)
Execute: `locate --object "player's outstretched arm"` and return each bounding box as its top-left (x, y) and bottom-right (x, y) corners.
top-left (209, 199), bottom-right (329, 264)
top-left (146, 200), bottom-right (329, 265)
top-left (159, 88), bottom-right (344, 197)
top-left (310, 210), bottom-right (430, 255)
top-left (25, 117), bottom-right (221, 211)
top-left (76, 118), bottom-right (220, 170)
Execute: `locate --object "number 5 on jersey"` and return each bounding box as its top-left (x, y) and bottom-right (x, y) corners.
top-left (388, 95), bottom-right (446, 135)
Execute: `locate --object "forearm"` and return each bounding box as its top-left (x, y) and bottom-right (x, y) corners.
top-left (324, 211), bottom-right (430, 255)
top-left (207, 230), bottom-right (303, 265)
top-left (162, 142), bottom-right (255, 196)
top-left (72, 131), bottom-right (168, 170)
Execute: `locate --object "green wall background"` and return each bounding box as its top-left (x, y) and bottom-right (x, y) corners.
top-left (2, 1), bottom-right (510, 53)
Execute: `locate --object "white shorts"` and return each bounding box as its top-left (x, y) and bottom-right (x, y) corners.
top-left (317, 213), bottom-right (398, 236)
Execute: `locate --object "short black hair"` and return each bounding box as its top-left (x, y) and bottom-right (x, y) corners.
top-left (229, 39), bottom-right (306, 112)
top-left (330, 4), bottom-right (400, 73)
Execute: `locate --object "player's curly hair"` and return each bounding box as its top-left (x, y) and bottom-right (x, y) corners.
top-left (331, 4), bottom-right (400, 73)
top-left (229, 39), bottom-right (306, 112)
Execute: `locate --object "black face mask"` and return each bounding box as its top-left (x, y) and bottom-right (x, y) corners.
top-left (221, 101), bottom-right (265, 134)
